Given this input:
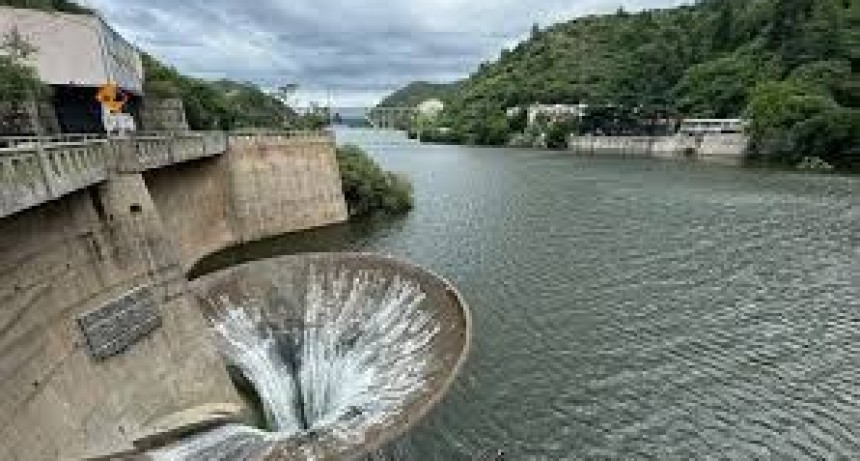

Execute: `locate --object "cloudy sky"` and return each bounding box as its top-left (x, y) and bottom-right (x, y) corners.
top-left (80, 0), bottom-right (690, 107)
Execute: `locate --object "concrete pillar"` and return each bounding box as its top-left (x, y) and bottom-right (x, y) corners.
top-left (0, 173), bottom-right (246, 460)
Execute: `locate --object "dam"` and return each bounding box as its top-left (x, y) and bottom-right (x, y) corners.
top-left (0, 130), bottom-right (470, 460)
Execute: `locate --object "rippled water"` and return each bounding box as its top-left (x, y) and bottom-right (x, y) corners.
top-left (198, 129), bottom-right (860, 459)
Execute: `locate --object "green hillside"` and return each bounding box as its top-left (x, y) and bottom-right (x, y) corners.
top-left (437, 0), bottom-right (859, 169)
top-left (377, 81), bottom-right (459, 108)
top-left (142, 54), bottom-right (293, 131)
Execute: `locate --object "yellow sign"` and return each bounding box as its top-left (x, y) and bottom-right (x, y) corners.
top-left (96, 82), bottom-right (128, 114)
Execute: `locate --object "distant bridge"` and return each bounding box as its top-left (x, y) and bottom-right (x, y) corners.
top-left (333, 107), bottom-right (417, 130)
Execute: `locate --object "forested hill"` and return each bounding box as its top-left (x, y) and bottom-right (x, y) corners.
top-left (377, 81), bottom-right (459, 107)
top-left (143, 54), bottom-right (295, 131)
top-left (438, 0), bottom-right (858, 169)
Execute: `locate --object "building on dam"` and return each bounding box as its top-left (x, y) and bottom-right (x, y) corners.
top-left (0, 6), bottom-right (185, 135)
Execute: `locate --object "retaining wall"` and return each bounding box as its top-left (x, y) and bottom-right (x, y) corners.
top-left (145, 133), bottom-right (349, 270)
top-left (569, 133), bottom-right (748, 165)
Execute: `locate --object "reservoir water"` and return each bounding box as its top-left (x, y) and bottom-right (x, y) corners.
top-left (197, 128), bottom-right (860, 459)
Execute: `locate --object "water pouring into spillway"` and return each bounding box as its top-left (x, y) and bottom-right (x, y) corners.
top-left (148, 253), bottom-right (470, 460)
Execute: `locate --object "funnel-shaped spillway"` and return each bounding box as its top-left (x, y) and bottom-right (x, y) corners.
top-left (148, 253), bottom-right (470, 461)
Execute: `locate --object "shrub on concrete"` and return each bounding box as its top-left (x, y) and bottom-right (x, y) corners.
top-left (336, 144), bottom-right (413, 217)
top-left (0, 27), bottom-right (45, 102)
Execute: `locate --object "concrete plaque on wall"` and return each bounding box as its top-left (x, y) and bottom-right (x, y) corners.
top-left (76, 285), bottom-right (162, 360)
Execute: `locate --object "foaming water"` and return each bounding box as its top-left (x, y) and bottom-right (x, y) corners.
top-left (150, 268), bottom-right (437, 460)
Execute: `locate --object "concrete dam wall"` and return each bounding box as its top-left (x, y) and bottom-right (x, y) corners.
top-left (568, 133), bottom-right (748, 166)
top-left (0, 133), bottom-right (349, 460)
top-left (143, 134), bottom-right (347, 270)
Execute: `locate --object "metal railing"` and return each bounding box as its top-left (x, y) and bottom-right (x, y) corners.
top-left (0, 133), bottom-right (107, 150)
top-left (0, 147), bottom-right (51, 217)
top-left (230, 129), bottom-right (332, 141)
top-left (0, 137), bottom-right (109, 217)
top-left (0, 131), bottom-right (231, 218)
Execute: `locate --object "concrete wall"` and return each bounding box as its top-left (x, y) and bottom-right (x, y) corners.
top-left (143, 155), bottom-right (235, 270)
top-left (694, 133), bottom-right (749, 165)
top-left (140, 99), bottom-right (190, 132)
top-left (569, 134), bottom-right (748, 165)
top-left (0, 101), bottom-right (61, 136)
top-left (0, 134), bottom-right (349, 459)
top-left (568, 136), bottom-right (656, 156)
top-left (227, 135), bottom-right (348, 245)
top-left (145, 133), bottom-right (349, 270)
top-left (0, 177), bottom-right (243, 461)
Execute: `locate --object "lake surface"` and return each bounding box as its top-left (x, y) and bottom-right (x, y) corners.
top-left (200, 128), bottom-right (860, 459)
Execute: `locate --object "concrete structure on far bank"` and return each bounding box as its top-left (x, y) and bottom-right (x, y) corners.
top-left (0, 131), bottom-right (348, 460)
top-left (526, 103), bottom-right (589, 126)
top-left (568, 133), bottom-right (749, 166)
top-left (366, 106), bottom-right (416, 130)
top-left (417, 99), bottom-right (445, 118)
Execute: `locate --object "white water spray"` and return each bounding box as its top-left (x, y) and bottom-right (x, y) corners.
top-left (149, 267), bottom-right (439, 460)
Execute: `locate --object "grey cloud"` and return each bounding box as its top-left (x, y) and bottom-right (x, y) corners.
top-left (82, 0), bottom-right (690, 106)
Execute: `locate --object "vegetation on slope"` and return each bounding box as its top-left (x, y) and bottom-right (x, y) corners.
top-left (435, 0), bottom-right (859, 169)
top-left (142, 54), bottom-right (297, 131)
top-left (0, 0), bottom-right (92, 14)
top-left (377, 81), bottom-right (459, 108)
top-left (336, 145), bottom-right (413, 217)
top-left (0, 1), bottom-right (82, 101)
top-left (145, 54), bottom-right (335, 131)
top-left (0, 28), bottom-right (44, 101)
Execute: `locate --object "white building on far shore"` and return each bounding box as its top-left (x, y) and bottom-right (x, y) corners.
top-left (525, 103), bottom-right (589, 125)
top-left (417, 98), bottom-right (445, 118)
top-left (678, 119), bottom-right (746, 135)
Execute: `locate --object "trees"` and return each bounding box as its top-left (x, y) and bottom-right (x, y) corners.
top-left (335, 145), bottom-right (413, 217)
top-left (546, 116), bottom-right (579, 149)
top-left (766, 0), bottom-right (815, 65)
top-left (711, 0), bottom-right (737, 52)
top-left (787, 60), bottom-right (857, 109)
top-left (507, 107), bottom-right (528, 134)
top-left (0, 0), bottom-right (93, 14)
top-left (0, 28), bottom-right (44, 102)
top-left (789, 60), bottom-right (851, 92)
top-left (399, 0), bottom-right (857, 167)
top-left (142, 54), bottom-right (291, 131)
top-left (473, 110), bottom-right (510, 146)
top-left (746, 81), bottom-right (834, 132)
top-left (745, 80), bottom-right (841, 165)
top-left (674, 53), bottom-right (775, 118)
top-left (377, 82), bottom-right (458, 108)
top-left (792, 108), bottom-right (860, 170)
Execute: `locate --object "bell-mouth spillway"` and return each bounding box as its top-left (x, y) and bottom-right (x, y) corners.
top-left (146, 253), bottom-right (471, 460)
